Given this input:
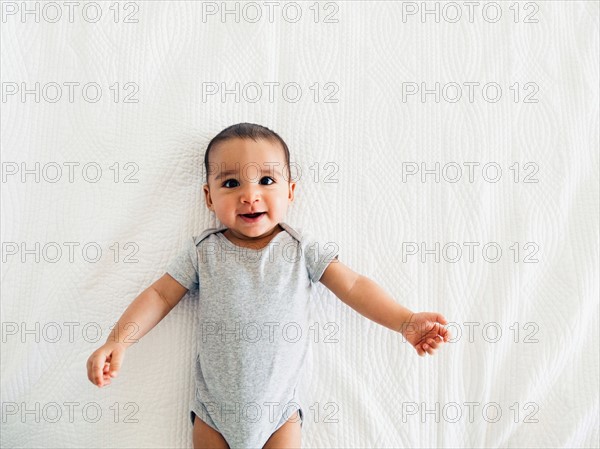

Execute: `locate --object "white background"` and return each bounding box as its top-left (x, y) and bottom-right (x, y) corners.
top-left (1, 1), bottom-right (599, 448)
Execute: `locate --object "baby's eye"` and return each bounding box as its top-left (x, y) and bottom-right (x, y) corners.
top-left (222, 177), bottom-right (274, 188)
top-left (260, 176), bottom-right (275, 185)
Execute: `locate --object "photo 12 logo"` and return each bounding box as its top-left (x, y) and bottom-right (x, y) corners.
top-left (2, 241), bottom-right (140, 264)
top-left (401, 82), bottom-right (539, 103)
top-left (400, 321), bottom-right (540, 345)
top-left (2, 162), bottom-right (140, 184)
top-left (196, 400), bottom-right (339, 424)
top-left (199, 1), bottom-right (340, 24)
top-left (400, 2), bottom-right (539, 24)
top-left (402, 162), bottom-right (539, 184)
top-left (1, 401), bottom-right (140, 423)
top-left (198, 320), bottom-right (340, 344)
top-left (401, 401), bottom-right (539, 424)
top-left (1, 2), bottom-right (140, 24)
top-left (2, 82), bottom-right (140, 104)
top-left (201, 81), bottom-right (339, 104)
top-left (1, 321), bottom-right (141, 344)
top-left (401, 241), bottom-right (540, 263)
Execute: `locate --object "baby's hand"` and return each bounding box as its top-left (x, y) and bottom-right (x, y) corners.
top-left (400, 312), bottom-right (451, 357)
top-left (86, 342), bottom-right (126, 387)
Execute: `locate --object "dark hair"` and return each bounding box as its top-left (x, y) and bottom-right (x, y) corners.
top-left (204, 123), bottom-right (291, 184)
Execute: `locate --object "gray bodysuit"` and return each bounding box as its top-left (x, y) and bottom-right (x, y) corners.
top-left (165, 222), bottom-right (339, 448)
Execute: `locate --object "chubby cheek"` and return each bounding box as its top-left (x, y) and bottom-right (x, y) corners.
top-left (213, 201), bottom-right (235, 218)
top-left (223, 205), bottom-right (238, 217)
top-left (272, 196), bottom-right (290, 213)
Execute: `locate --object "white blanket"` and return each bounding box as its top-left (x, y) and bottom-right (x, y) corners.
top-left (2, 1), bottom-right (598, 447)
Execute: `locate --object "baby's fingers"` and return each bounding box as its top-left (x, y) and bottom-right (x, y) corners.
top-left (107, 346), bottom-right (125, 378)
top-left (422, 342), bottom-right (437, 355)
top-left (101, 367), bottom-right (113, 386)
top-left (424, 337), bottom-right (441, 350)
top-left (86, 353), bottom-right (107, 387)
top-left (422, 333), bottom-right (449, 354)
top-left (438, 326), bottom-right (452, 341)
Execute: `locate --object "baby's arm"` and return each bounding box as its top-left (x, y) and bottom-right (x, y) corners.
top-left (86, 274), bottom-right (188, 387)
top-left (319, 259), bottom-right (450, 356)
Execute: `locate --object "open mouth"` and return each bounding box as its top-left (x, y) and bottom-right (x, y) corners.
top-left (240, 212), bottom-right (265, 218)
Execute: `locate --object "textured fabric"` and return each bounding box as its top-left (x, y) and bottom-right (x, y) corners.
top-left (165, 222), bottom-right (339, 448)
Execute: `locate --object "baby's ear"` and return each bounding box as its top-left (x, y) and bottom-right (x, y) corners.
top-left (288, 182), bottom-right (296, 201)
top-left (203, 185), bottom-right (213, 208)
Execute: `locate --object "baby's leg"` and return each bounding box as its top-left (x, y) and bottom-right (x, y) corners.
top-left (192, 414), bottom-right (229, 449)
top-left (263, 411), bottom-right (302, 449)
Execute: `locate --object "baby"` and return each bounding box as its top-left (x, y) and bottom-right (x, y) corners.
top-left (86, 122), bottom-right (451, 449)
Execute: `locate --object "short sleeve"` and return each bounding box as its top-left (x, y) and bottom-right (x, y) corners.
top-left (302, 231), bottom-right (340, 283)
top-left (165, 237), bottom-right (199, 291)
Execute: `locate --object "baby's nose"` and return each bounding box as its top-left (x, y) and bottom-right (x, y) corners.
top-left (240, 185), bottom-right (261, 203)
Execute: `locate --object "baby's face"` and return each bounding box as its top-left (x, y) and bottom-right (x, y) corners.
top-left (203, 137), bottom-right (295, 240)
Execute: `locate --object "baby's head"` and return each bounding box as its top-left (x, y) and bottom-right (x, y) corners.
top-left (203, 123), bottom-right (296, 240)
